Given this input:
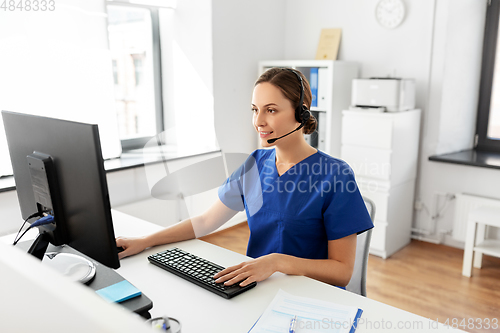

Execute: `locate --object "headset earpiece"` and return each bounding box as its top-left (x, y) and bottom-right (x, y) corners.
top-left (300, 108), bottom-right (311, 124)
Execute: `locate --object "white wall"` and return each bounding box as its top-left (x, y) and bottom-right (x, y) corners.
top-left (284, 0), bottom-right (435, 113)
top-left (212, 0), bottom-right (287, 155)
top-left (435, 1), bottom-right (485, 155)
top-left (159, 0), bottom-right (217, 151)
top-left (414, 0), bottom-right (493, 245)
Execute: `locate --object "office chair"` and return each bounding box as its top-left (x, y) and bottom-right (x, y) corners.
top-left (345, 196), bottom-right (375, 297)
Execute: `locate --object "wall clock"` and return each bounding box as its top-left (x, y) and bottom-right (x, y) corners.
top-left (375, 0), bottom-right (406, 29)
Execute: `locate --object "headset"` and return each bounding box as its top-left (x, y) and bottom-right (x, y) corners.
top-left (284, 68), bottom-right (311, 124)
top-left (266, 68), bottom-right (312, 144)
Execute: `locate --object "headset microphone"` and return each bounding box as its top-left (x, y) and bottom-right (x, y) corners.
top-left (267, 110), bottom-right (310, 144)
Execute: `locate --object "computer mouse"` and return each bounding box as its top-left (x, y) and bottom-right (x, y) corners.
top-left (116, 246), bottom-right (125, 253)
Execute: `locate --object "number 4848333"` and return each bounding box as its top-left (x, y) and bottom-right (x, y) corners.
top-left (1, 0), bottom-right (56, 11)
top-left (443, 318), bottom-right (498, 330)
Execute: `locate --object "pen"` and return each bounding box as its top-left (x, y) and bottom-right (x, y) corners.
top-left (289, 315), bottom-right (297, 333)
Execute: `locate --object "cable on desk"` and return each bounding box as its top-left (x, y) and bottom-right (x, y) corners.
top-left (13, 211), bottom-right (45, 243)
top-left (13, 213), bottom-right (54, 246)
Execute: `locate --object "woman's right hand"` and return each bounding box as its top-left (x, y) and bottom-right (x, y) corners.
top-left (115, 236), bottom-right (149, 260)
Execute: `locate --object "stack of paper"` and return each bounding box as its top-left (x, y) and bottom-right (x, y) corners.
top-left (249, 289), bottom-right (362, 333)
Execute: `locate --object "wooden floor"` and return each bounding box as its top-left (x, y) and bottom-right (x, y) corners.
top-left (200, 222), bottom-right (500, 333)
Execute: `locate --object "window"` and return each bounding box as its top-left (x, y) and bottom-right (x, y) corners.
top-left (477, 0), bottom-right (500, 152)
top-left (107, 4), bottom-right (164, 150)
top-left (0, 0), bottom-right (214, 178)
top-left (0, 2), bottom-right (124, 177)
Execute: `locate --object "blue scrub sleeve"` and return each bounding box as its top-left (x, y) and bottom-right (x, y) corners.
top-left (322, 166), bottom-right (374, 240)
top-left (218, 162), bottom-right (245, 212)
top-left (217, 153), bottom-right (263, 215)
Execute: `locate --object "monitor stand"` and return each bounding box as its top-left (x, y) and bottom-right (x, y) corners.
top-left (28, 231), bottom-right (97, 284)
top-left (28, 231), bottom-right (51, 260)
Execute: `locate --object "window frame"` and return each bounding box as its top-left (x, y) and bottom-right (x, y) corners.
top-left (476, 0), bottom-right (500, 152)
top-left (106, 2), bottom-right (164, 151)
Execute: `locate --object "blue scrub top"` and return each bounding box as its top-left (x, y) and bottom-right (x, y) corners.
top-left (218, 149), bottom-right (373, 260)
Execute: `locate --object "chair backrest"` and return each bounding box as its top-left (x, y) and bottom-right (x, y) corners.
top-left (345, 196), bottom-right (375, 297)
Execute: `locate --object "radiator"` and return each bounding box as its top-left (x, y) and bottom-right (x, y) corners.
top-left (453, 193), bottom-right (500, 242)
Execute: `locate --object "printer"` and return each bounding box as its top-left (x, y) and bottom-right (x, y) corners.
top-left (351, 78), bottom-right (415, 112)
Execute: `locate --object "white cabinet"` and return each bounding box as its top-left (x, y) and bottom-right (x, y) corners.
top-left (341, 109), bottom-right (421, 258)
top-left (258, 60), bottom-right (359, 157)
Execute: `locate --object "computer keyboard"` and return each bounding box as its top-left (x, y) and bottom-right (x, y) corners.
top-left (148, 247), bottom-right (257, 299)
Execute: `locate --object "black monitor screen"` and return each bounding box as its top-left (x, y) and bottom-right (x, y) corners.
top-left (2, 111), bottom-right (120, 269)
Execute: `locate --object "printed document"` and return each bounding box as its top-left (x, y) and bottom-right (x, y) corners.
top-left (249, 289), bottom-right (362, 333)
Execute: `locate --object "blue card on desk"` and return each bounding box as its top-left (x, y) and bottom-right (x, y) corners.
top-left (96, 280), bottom-right (142, 303)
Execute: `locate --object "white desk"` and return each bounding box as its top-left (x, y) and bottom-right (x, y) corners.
top-left (111, 210), bottom-right (465, 333)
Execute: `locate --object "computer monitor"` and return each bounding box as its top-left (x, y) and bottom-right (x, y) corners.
top-left (2, 111), bottom-right (120, 269)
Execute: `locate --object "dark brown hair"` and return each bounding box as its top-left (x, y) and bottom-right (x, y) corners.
top-left (254, 67), bottom-right (318, 135)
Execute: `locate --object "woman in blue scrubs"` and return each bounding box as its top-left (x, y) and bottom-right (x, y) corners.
top-left (116, 68), bottom-right (373, 288)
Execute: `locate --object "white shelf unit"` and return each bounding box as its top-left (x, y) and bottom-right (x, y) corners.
top-left (341, 109), bottom-right (421, 258)
top-left (258, 60), bottom-right (359, 157)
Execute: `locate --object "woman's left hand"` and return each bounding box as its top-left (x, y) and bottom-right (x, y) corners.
top-left (213, 253), bottom-right (281, 287)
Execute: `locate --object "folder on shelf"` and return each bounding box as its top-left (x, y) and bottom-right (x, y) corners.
top-left (248, 289), bottom-right (363, 333)
top-left (310, 67), bottom-right (319, 108)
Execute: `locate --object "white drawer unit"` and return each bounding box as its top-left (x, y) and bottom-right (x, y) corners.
top-left (340, 145), bottom-right (392, 181)
top-left (341, 109), bottom-right (421, 258)
top-left (370, 220), bottom-right (388, 253)
top-left (358, 181), bottom-right (390, 222)
top-left (359, 179), bottom-right (416, 258)
top-left (342, 114), bottom-right (393, 149)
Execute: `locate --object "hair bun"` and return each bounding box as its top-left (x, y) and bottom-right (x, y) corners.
top-left (303, 114), bottom-right (317, 135)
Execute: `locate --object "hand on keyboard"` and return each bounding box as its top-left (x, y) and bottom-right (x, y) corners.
top-left (213, 253), bottom-right (279, 287)
top-left (148, 248), bottom-right (257, 299)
